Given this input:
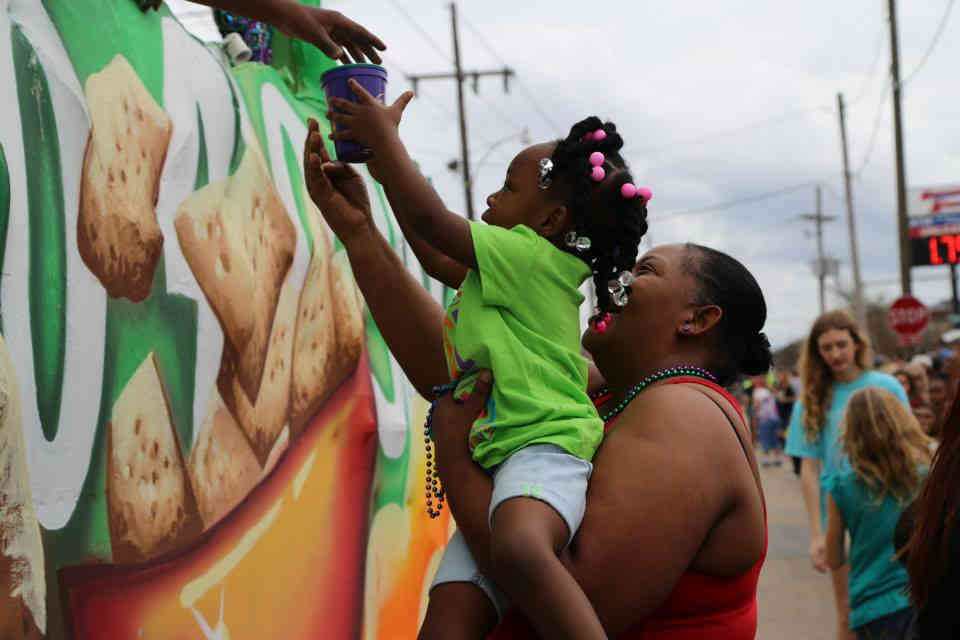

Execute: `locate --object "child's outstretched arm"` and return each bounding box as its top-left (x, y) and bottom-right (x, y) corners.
top-left (327, 81), bottom-right (478, 273)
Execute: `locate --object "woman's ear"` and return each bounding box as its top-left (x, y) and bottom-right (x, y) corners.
top-left (537, 203), bottom-right (569, 238)
top-left (679, 305), bottom-right (722, 336)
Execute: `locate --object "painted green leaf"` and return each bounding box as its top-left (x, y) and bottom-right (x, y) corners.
top-left (12, 24), bottom-right (67, 441)
top-left (194, 103), bottom-right (209, 190)
top-left (0, 144), bottom-right (9, 334)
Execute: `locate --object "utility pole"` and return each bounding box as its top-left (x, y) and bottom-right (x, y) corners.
top-left (888, 0), bottom-right (912, 295)
top-left (837, 93), bottom-right (868, 331)
top-left (406, 3), bottom-right (515, 220)
top-left (799, 187), bottom-right (837, 314)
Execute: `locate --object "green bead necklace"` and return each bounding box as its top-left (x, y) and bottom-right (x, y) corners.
top-left (591, 365), bottom-right (718, 423)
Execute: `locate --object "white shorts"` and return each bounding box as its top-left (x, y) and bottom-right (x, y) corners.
top-left (430, 444), bottom-right (592, 620)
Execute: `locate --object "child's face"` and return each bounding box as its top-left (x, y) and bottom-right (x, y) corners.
top-left (481, 142), bottom-right (560, 231)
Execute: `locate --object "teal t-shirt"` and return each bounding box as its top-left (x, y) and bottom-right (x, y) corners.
top-left (785, 371), bottom-right (909, 519)
top-left (442, 222), bottom-right (603, 469)
top-left (823, 469), bottom-right (920, 629)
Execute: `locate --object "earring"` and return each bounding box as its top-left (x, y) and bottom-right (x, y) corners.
top-left (681, 323), bottom-right (692, 334)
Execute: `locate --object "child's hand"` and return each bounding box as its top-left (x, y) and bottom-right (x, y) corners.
top-left (304, 118), bottom-right (373, 243)
top-left (326, 80), bottom-right (414, 151)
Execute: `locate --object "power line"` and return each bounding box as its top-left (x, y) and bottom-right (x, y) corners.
top-left (850, 29), bottom-right (887, 104)
top-left (635, 105), bottom-right (834, 161)
top-left (854, 81), bottom-right (891, 176)
top-left (458, 12), bottom-right (563, 134)
top-left (470, 90), bottom-right (525, 132)
top-left (902, 0), bottom-right (956, 86)
top-left (386, 0), bottom-right (452, 62)
top-left (651, 181), bottom-right (820, 221)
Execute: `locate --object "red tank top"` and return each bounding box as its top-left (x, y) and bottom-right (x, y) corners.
top-left (488, 377), bottom-right (767, 639)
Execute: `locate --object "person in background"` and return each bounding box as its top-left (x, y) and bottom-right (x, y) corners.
top-left (751, 377), bottom-right (783, 467)
top-left (897, 370), bottom-right (960, 638)
top-left (136, 0), bottom-right (386, 64)
top-left (912, 404), bottom-right (937, 439)
top-left (893, 369), bottom-right (911, 398)
top-left (825, 388), bottom-right (931, 640)
top-left (785, 310), bottom-right (909, 639)
top-left (774, 368), bottom-right (801, 475)
top-left (927, 371), bottom-right (949, 433)
top-left (902, 363), bottom-right (930, 409)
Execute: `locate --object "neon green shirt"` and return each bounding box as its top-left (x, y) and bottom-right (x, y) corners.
top-left (442, 222), bottom-right (604, 469)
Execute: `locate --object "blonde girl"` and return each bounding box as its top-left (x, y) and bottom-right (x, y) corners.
top-left (825, 388), bottom-right (932, 639)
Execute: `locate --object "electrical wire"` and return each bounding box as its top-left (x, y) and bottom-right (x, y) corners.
top-left (386, 0), bottom-right (452, 62)
top-left (850, 29), bottom-right (887, 105)
top-left (458, 12), bottom-right (563, 134)
top-left (854, 81), bottom-right (891, 176)
top-left (901, 0), bottom-right (956, 87)
top-left (634, 105), bottom-right (834, 160)
top-left (650, 181), bottom-right (821, 221)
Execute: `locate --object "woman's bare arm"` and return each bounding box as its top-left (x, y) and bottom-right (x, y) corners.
top-left (304, 120), bottom-right (448, 397)
top-left (800, 457), bottom-right (828, 572)
top-left (344, 223), bottom-right (449, 397)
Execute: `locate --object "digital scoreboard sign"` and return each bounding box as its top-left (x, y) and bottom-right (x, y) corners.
top-left (912, 233), bottom-right (960, 266)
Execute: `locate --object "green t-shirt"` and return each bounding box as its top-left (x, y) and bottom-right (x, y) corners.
top-left (442, 222), bottom-right (604, 469)
top-left (823, 469), bottom-right (921, 629)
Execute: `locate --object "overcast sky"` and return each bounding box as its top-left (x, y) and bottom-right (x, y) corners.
top-left (171, 0), bottom-right (960, 349)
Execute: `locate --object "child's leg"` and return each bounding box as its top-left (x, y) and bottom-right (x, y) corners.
top-left (490, 497), bottom-right (607, 640)
top-left (419, 583), bottom-right (498, 640)
top-left (419, 530), bottom-right (502, 640)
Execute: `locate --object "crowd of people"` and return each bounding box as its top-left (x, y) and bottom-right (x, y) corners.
top-left (738, 309), bottom-right (957, 639)
top-left (137, 2), bottom-right (960, 637)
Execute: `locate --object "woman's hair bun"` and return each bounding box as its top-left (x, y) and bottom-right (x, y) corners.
top-left (740, 332), bottom-right (773, 374)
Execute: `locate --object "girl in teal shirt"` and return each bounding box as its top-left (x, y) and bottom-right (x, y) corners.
top-left (825, 387), bottom-right (932, 639)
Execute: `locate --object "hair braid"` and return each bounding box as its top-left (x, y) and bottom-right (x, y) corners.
top-left (548, 116), bottom-right (649, 316)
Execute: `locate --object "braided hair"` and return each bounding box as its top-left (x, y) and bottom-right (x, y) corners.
top-left (545, 116), bottom-right (648, 317)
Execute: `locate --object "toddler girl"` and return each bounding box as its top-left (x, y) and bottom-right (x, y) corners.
top-left (314, 83), bottom-right (648, 640)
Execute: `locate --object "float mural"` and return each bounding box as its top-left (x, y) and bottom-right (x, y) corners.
top-left (0, 0), bottom-right (452, 637)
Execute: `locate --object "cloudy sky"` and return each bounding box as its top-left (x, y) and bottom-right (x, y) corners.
top-left (171, 0), bottom-right (960, 349)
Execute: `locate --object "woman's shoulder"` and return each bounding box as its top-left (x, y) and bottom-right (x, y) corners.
top-left (859, 370), bottom-right (904, 390)
top-left (621, 381), bottom-right (745, 445)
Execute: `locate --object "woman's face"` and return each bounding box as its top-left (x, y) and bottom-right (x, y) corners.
top-left (582, 244), bottom-right (695, 357)
top-left (816, 328), bottom-right (859, 379)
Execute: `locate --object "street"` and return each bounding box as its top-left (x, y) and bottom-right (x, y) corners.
top-left (757, 460), bottom-right (838, 639)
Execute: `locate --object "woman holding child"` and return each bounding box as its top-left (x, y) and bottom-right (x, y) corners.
top-left (305, 88), bottom-right (771, 637)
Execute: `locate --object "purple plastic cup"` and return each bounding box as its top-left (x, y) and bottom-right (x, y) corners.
top-left (321, 63), bottom-right (388, 163)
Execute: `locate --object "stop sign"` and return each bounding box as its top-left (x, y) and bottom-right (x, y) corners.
top-left (887, 296), bottom-right (930, 343)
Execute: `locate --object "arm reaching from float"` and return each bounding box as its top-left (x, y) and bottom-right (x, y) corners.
top-left (143, 0), bottom-right (387, 63)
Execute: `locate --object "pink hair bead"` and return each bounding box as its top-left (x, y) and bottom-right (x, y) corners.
top-left (595, 319), bottom-right (608, 332)
top-left (592, 129), bottom-right (607, 141)
top-left (620, 183), bottom-right (638, 199)
top-left (589, 151), bottom-right (605, 166)
top-left (637, 187), bottom-right (653, 202)
top-left (591, 166), bottom-right (606, 182)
